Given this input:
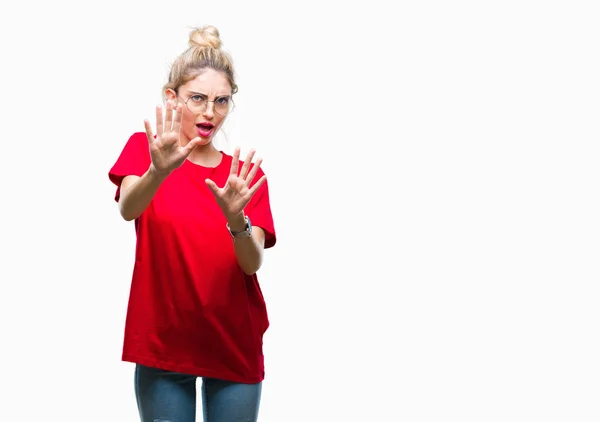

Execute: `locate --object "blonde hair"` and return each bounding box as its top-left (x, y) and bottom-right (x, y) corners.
top-left (163, 25), bottom-right (238, 100)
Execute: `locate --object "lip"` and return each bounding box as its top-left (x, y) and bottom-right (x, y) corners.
top-left (196, 122), bottom-right (215, 138)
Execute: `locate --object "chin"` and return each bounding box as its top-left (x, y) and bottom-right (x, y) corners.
top-left (196, 137), bottom-right (213, 146)
top-left (185, 130), bottom-right (212, 146)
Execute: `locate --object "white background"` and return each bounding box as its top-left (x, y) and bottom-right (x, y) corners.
top-left (1, 1), bottom-right (599, 421)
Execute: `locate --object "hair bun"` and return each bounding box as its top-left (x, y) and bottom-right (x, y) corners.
top-left (189, 25), bottom-right (222, 49)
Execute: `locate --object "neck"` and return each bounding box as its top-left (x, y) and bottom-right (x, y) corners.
top-left (187, 141), bottom-right (222, 167)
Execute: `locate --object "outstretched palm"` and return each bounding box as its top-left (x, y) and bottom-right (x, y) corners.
top-left (144, 100), bottom-right (202, 176)
top-left (205, 148), bottom-right (266, 220)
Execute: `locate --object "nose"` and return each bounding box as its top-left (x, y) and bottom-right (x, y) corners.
top-left (202, 102), bottom-right (215, 119)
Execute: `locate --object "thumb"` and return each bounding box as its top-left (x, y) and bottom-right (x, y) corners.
top-left (185, 137), bottom-right (203, 154)
top-left (205, 178), bottom-right (219, 195)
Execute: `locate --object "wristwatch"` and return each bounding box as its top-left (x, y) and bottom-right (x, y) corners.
top-left (227, 215), bottom-right (252, 239)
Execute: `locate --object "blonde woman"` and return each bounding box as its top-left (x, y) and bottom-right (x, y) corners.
top-left (108, 25), bottom-right (276, 422)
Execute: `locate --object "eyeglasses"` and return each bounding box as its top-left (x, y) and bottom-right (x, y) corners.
top-left (178, 93), bottom-right (235, 116)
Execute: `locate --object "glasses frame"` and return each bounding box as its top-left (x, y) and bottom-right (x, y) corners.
top-left (177, 93), bottom-right (235, 117)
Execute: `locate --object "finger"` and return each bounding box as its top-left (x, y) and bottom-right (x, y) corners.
top-left (248, 175), bottom-right (266, 197)
top-left (144, 119), bottom-right (155, 144)
top-left (165, 100), bottom-right (174, 132)
top-left (184, 137), bottom-right (202, 154)
top-left (205, 178), bottom-right (220, 196)
top-left (239, 149), bottom-right (256, 180)
top-left (172, 102), bottom-right (183, 135)
top-left (245, 157), bottom-right (263, 186)
top-left (230, 147), bottom-right (240, 176)
top-left (155, 105), bottom-right (163, 136)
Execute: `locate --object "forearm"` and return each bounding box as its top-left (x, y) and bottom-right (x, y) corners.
top-left (227, 213), bottom-right (264, 275)
top-left (119, 166), bottom-right (169, 221)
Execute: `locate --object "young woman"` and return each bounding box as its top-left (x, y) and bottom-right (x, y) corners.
top-left (108, 25), bottom-right (276, 422)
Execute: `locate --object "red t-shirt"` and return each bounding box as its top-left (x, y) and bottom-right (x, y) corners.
top-left (108, 132), bottom-right (276, 383)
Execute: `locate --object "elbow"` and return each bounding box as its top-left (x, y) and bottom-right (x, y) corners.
top-left (236, 239), bottom-right (264, 275)
top-left (118, 202), bottom-right (138, 222)
top-left (240, 265), bottom-right (259, 276)
top-left (240, 260), bottom-right (262, 276)
top-left (121, 214), bottom-right (136, 222)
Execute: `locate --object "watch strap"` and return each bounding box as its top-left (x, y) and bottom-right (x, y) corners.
top-left (227, 215), bottom-right (252, 238)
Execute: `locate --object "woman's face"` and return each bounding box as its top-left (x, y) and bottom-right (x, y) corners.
top-left (167, 68), bottom-right (233, 146)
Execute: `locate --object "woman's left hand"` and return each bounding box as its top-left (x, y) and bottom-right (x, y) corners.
top-left (205, 147), bottom-right (266, 221)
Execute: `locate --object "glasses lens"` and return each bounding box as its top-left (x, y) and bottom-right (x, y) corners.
top-left (185, 97), bottom-right (234, 116)
top-left (214, 98), bottom-right (234, 116)
top-left (186, 97), bottom-right (206, 114)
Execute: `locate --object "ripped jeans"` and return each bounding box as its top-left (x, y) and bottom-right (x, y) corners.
top-left (134, 364), bottom-right (262, 422)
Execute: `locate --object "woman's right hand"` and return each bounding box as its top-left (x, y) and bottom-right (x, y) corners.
top-left (144, 100), bottom-right (201, 177)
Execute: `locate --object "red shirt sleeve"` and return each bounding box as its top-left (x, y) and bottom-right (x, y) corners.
top-left (108, 132), bottom-right (152, 202)
top-left (246, 166), bottom-right (277, 249)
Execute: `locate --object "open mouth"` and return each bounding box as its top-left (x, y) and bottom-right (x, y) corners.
top-left (196, 122), bottom-right (215, 137)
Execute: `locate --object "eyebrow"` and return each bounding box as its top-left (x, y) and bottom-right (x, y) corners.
top-left (187, 91), bottom-right (231, 98)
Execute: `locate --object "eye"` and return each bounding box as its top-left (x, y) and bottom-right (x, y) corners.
top-left (190, 94), bottom-right (206, 102)
top-left (216, 97), bottom-right (230, 105)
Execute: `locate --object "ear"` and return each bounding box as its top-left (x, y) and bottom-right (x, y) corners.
top-left (165, 88), bottom-right (177, 103)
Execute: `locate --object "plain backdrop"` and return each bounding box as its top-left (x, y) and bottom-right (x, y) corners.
top-left (1, 1), bottom-right (599, 421)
